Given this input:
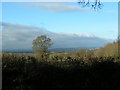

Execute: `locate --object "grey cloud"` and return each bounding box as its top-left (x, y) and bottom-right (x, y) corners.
top-left (1, 22), bottom-right (53, 51)
top-left (51, 33), bottom-right (110, 49)
top-left (1, 22), bottom-right (111, 52)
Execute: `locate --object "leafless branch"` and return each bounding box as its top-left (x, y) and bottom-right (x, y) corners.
top-left (78, 0), bottom-right (103, 10)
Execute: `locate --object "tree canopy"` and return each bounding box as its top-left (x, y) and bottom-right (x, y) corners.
top-left (32, 35), bottom-right (52, 61)
top-left (32, 35), bottom-right (52, 52)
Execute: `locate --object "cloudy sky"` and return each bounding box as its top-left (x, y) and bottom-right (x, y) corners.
top-left (2, 2), bottom-right (117, 39)
top-left (1, 1), bottom-right (118, 51)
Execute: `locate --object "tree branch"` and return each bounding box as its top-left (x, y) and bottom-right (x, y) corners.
top-left (78, 0), bottom-right (103, 10)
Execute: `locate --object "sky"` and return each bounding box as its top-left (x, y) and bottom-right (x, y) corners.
top-left (1, 0), bottom-right (119, 2)
top-left (0, 1), bottom-right (119, 51)
top-left (1, 2), bottom-right (118, 39)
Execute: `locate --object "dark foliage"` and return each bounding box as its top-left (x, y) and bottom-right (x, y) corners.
top-left (2, 54), bottom-right (120, 90)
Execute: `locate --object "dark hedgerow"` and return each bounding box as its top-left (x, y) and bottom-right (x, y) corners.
top-left (2, 53), bottom-right (120, 90)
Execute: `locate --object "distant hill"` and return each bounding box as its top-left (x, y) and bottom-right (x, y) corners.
top-left (3, 47), bottom-right (98, 53)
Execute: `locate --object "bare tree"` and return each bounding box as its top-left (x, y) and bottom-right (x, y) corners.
top-left (78, 0), bottom-right (103, 10)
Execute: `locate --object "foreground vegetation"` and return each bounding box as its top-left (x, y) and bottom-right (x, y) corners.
top-left (2, 52), bottom-right (120, 89)
top-left (2, 41), bottom-right (120, 89)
